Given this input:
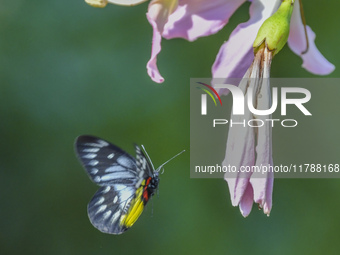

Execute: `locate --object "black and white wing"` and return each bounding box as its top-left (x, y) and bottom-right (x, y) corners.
top-left (86, 184), bottom-right (136, 234)
top-left (75, 135), bottom-right (138, 186)
top-left (134, 143), bottom-right (155, 184)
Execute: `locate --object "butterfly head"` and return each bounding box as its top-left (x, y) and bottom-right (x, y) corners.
top-left (149, 173), bottom-right (160, 191)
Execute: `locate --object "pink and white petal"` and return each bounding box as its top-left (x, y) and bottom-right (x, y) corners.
top-left (212, 0), bottom-right (279, 93)
top-left (146, 0), bottom-right (179, 83)
top-left (224, 77), bottom-right (256, 206)
top-left (226, 173), bottom-right (252, 207)
top-left (224, 110), bottom-right (255, 206)
top-left (239, 183), bottom-right (254, 217)
top-left (288, 0), bottom-right (335, 75)
top-left (148, 0), bottom-right (179, 31)
top-left (250, 172), bottom-right (273, 216)
top-left (163, 0), bottom-right (246, 42)
top-left (249, 76), bottom-right (273, 215)
top-left (263, 174), bottom-right (273, 215)
top-left (146, 13), bottom-right (165, 83)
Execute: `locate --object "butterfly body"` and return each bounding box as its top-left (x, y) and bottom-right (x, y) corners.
top-left (75, 135), bottom-right (159, 234)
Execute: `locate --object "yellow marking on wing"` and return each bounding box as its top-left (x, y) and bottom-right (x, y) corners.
top-left (124, 197), bottom-right (144, 227)
top-left (120, 180), bottom-right (146, 228)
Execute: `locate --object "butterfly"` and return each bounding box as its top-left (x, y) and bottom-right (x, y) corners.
top-left (75, 135), bottom-right (184, 234)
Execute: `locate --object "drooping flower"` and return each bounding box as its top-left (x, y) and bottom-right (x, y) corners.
top-left (223, 0), bottom-right (294, 217)
top-left (223, 45), bottom-right (273, 217)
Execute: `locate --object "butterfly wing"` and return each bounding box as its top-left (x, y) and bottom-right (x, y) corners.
top-left (75, 135), bottom-right (154, 234)
top-left (75, 135), bottom-right (138, 186)
top-left (87, 185), bottom-right (136, 234)
top-left (133, 144), bottom-right (155, 185)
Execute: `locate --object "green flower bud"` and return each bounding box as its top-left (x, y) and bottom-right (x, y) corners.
top-left (253, 0), bottom-right (295, 56)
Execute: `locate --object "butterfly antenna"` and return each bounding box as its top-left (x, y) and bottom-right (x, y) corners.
top-left (156, 150), bottom-right (185, 174)
top-left (141, 145), bottom-right (156, 171)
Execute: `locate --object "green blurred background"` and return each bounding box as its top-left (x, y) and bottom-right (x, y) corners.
top-left (1, 1), bottom-right (339, 254)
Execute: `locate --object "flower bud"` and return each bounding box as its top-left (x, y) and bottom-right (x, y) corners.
top-left (253, 0), bottom-right (295, 56)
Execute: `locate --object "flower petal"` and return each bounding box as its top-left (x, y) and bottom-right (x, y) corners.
top-left (212, 0), bottom-right (279, 93)
top-left (163, 0), bottom-right (246, 41)
top-left (224, 75), bottom-right (255, 206)
top-left (250, 171), bottom-right (273, 216)
top-left (288, 0), bottom-right (335, 75)
top-left (146, 12), bottom-right (165, 83)
top-left (249, 51), bottom-right (273, 216)
top-left (250, 134), bottom-right (273, 216)
top-left (239, 183), bottom-right (254, 217)
top-left (146, 1), bottom-right (178, 83)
